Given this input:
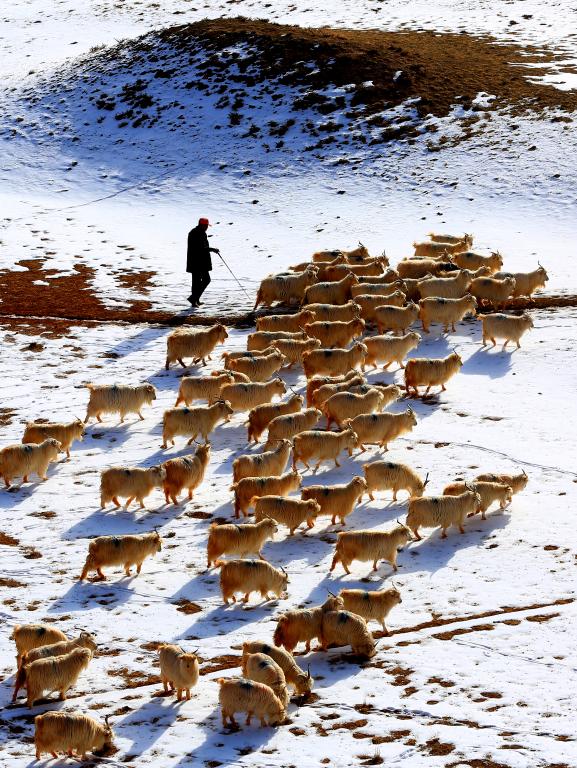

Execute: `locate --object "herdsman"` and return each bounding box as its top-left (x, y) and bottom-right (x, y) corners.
top-left (186, 217), bottom-right (220, 307)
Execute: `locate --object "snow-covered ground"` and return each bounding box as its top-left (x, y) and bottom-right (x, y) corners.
top-left (2, 0), bottom-right (577, 766)
top-left (1, 309), bottom-right (577, 767)
top-left (1, 12), bottom-right (576, 317)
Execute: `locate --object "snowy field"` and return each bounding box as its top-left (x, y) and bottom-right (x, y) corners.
top-left (1, 309), bottom-right (577, 767)
top-left (1, 0), bottom-right (577, 766)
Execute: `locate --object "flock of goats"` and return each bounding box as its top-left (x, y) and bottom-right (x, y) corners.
top-left (4, 233), bottom-right (543, 760)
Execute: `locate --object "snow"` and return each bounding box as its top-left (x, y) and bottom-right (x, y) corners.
top-left (1, 308), bottom-right (577, 766)
top-left (2, 0), bottom-right (577, 766)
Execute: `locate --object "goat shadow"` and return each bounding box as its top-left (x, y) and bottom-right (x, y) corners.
top-left (63, 499), bottom-right (183, 540)
top-left (47, 578), bottom-right (134, 615)
top-left (82, 419), bottom-right (139, 452)
top-left (461, 345), bottom-right (514, 380)
top-left (100, 312), bottom-right (191, 361)
top-left (178, 593), bottom-right (285, 642)
top-left (170, 707), bottom-right (276, 768)
top-left (395, 510), bottom-right (511, 579)
top-left (116, 696), bottom-right (181, 757)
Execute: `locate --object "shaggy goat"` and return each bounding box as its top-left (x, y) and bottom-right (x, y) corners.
top-left (0, 439), bottom-right (60, 488)
top-left (165, 324), bottom-right (228, 369)
top-left (481, 313), bottom-right (534, 348)
top-left (404, 352), bottom-right (463, 397)
top-left (162, 401), bottom-right (232, 447)
top-left (218, 677), bottom-right (286, 727)
top-left (34, 712), bottom-right (114, 761)
top-left (247, 396), bottom-right (303, 443)
top-left (233, 440), bottom-right (292, 482)
top-left (158, 644), bottom-right (199, 701)
top-left (162, 442), bottom-right (211, 504)
top-left (100, 465), bottom-right (165, 510)
top-left (301, 476), bottom-right (367, 525)
top-left (340, 587), bottom-right (402, 633)
top-left (207, 518), bottom-right (278, 567)
top-left (363, 460), bottom-right (427, 501)
top-left (273, 595), bottom-right (344, 653)
top-left (218, 559), bottom-right (289, 604)
top-left (242, 641), bottom-right (313, 695)
top-left (344, 408), bottom-right (417, 452)
top-left (85, 383), bottom-right (156, 423)
top-left (22, 419), bottom-right (84, 459)
top-left (292, 427), bottom-right (357, 470)
top-left (330, 525), bottom-right (412, 574)
top-left (231, 471), bottom-right (301, 518)
top-left (406, 490), bottom-right (481, 539)
top-left (79, 531), bottom-right (162, 580)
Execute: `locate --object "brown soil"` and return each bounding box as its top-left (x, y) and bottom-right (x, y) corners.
top-left (330, 719), bottom-right (368, 731)
top-left (372, 730), bottom-right (412, 745)
top-left (28, 510), bottom-right (57, 519)
top-left (116, 270), bottom-right (156, 294)
top-left (172, 598), bottom-right (202, 615)
top-left (140, 641), bottom-right (163, 652)
top-left (200, 654), bottom-right (240, 676)
top-left (0, 258), bottom-right (254, 331)
top-left (107, 667), bottom-right (159, 689)
top-left (184, 510), bottom-right (213, 520)
top-left (0, 532), bottom-right (20, 546)
top-left (446, 762), bottom-right (511, 768)
top-left (358, 754), bottom-right (384, 766)
top-left (0, 259), bottom-right (157, 330)
top-left (0, 577), bottom-right (26, 588)
top-left (0, 408), bottom-right (17, 427)
top-left (433, 623), bottom-right (495, 641)
top-left (423, 738), bottom-right (456, 756)
top-left (354, 703), bottom-right (375, 714)
top-left (0, 256), bottom-right (574, 330)
top-left (376, 597), bottom-right (574, 638)
top-left (167, 19), bottom-right (576, 112)
top-left (22, 547), bottom-right (43, 559)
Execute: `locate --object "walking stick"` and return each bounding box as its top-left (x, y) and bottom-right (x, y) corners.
top-left (216, 252), bottom-right (252, 302)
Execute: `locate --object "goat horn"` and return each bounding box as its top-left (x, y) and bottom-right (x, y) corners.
top-left (423, 472), bottom-right (430, 487)
top-left (306, 664), bottom-right (311, 680)
top-left (327, 590), bottom-right (337, 597)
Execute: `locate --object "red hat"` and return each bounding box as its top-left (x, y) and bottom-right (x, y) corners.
top-left (199, 217), bottom-right (211, 227)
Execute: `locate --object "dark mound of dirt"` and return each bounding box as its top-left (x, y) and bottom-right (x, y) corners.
top-left (68, 18), bottom-right (575, 153)
top-left (156, 18), bottom-right (575, 117)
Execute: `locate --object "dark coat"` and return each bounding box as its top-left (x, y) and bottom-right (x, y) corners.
top-left (187, 225), bottom-right (212, 273)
